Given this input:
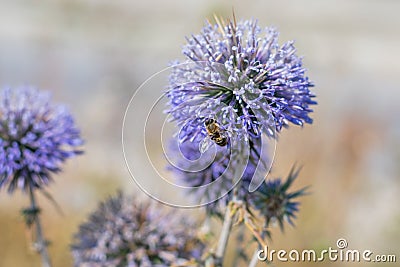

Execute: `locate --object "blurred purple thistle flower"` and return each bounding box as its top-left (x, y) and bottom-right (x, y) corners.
top-left (71, 192), bottom-right (205, 267)
top-left (0, 87), bottom-right (83, 193)
top-left (167, 19), bottom-right (316, 143)
top-left (169, 135), bottom-right (269, 213)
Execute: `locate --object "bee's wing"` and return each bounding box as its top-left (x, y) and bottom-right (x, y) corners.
top-left (220, 125), bottom-right (232, 138)
top-left (199, 136), bottom-right (214, 153)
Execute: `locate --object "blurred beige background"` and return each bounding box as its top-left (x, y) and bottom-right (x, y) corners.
top-left (0, 0), bottom-right (399, 266)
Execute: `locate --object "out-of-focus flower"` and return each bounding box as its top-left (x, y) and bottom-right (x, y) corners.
top-left (169, 135), bottom-right (268, 213)
top-left (0, 87), bottom-right (83, 193)
top-left (71, 192), bottom-right (205, 267)
top-left (249, 167), bottom-right (308, 231)
top-left (167, 19), bottom-right (316, 144)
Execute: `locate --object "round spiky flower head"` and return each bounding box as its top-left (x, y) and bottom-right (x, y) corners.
top-left (72, 192), bottom-right (205, 267)
top-left (249, 167), bottom-right (308, 231)
top-left (0, 87), bottom-right (83, 193)
top-left (167, 17), bottom-right (316, 143)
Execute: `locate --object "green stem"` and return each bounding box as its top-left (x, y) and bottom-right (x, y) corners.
top-left (248, 250), bottom-right (259, 267)
top-left (28, 185), bottom-right (52, 267)
top-left (213, 186), bottom-right (240, 267)
top-left (215, 204), bottom-right (234, 266)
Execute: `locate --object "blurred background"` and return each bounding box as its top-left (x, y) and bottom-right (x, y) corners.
top-left (0, 0), bottom-right (399, 266)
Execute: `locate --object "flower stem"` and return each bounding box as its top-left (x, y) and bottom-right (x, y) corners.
top-left (248, 223), bottom-right (268, 267)
top-left (214, 187), bottom-right (241, 267)
top-left (28, 185), bottom-right (52, 267)
top-left (215, 204), bottom-right (233, 266)
top-left (248, 250), bottom-right (259, 267)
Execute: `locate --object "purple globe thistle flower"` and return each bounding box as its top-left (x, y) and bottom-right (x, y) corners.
top-left (71, 192), bottom-right (205, 267)
top-left (0, 87), bottom-right (83, 193)
top-left (167, 18), bottom-right (316, 143)
top-left (249, 166), bottom-right (308, 232)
